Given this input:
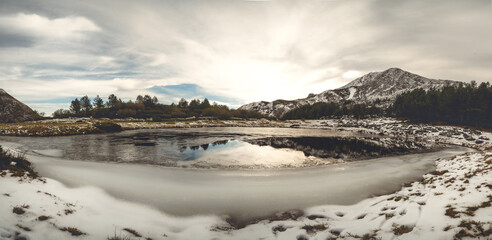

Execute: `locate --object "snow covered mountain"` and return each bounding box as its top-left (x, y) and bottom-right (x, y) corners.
top-left (239, 68), bottom-right (462, 118)
top-left (0, 89), bottom-right (39, 122)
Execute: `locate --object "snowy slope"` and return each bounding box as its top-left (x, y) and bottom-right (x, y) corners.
top-left (239, 68), bottom-right (462, 118)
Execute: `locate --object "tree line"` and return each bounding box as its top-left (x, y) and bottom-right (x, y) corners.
top-left (281, 102), bottom-right (383, 120)
top-left (53, 94), bottom-right (265, 120)
top-left (281, 81), bottom-right (491, 129)
top-left (51, 81), bottom-right (491, 128)
top-left (392, 82), bottom-right (492, 128)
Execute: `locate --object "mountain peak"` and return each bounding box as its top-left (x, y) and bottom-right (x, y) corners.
top-left (384, 67), bottom-right (404, 73)
top-left (340, 67), bottom-right (420, 89)
top-left (381, 67), bottom-right (411, 76)
top-left (239, 68), bottom-right (463, 118)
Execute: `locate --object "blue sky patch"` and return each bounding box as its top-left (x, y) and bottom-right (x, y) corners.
top-left (148, 84), bottom-right (240, 105)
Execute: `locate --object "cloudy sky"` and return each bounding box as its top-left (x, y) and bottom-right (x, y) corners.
top-left (1, 0), bottom-right (491, 114)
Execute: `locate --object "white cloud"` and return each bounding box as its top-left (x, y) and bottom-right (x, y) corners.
top-left (0, 13), bottom-right (100, 39)
top-left (342, 70), bottom-right (361, 79)
top-left (149, 54), bottom-right (168, 67)
top-left (1, 78), bottom-right (164, 101)
top-left (26, 103), bottom-right (69, 116)
top-left (1, 0), bottom-right (492, 114)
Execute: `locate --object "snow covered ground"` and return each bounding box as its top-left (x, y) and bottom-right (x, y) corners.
top-left (20, 147), bottom-right (469, 223)
top-left (0, 175), bottom-right (222, 240)
top-left (0, 119), bottom-right (491, 240)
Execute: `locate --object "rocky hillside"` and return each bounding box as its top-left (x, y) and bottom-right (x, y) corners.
top-left (0, 89), bottom-right (39, 123)
top-left (239, 68), bottom-right (462, 118)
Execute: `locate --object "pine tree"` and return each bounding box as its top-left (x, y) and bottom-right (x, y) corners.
top-left (107, 94), bottom-right (119, 108)
top-left (143, 95), bottom-right (152, 106)
top-left (70, 98), bottom-right (81, 114)
top-left (93, 95), bottom-right (104, 109)
top-left (136, 95), bottom-right (144, 104)
top-left (80, 95), bottom-right (92, 113)
top-left (178, 98), bottom-right (188, 108)
top-left (200, 98), bottom-right (211, 109)
top-left (392, 83), bottom-right (492, 128)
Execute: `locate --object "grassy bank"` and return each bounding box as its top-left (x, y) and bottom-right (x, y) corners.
top-left (0, 146), bottom-right (38, 179)
top-left (0, 118), bottom-right (288, 137)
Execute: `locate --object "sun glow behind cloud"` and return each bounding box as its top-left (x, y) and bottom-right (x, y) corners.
top-left (1, 0), bottom-right (492, 114)
top-left (342, 71), bottom-right (361, 80)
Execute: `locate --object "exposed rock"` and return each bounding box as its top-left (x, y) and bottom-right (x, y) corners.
top-left (0, 89), bottom-right (39, 123)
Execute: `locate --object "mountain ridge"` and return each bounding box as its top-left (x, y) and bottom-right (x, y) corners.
top-left (238, 68), bottom-right (463, 118)
top-left (0, 88), bottom-right (39, 123)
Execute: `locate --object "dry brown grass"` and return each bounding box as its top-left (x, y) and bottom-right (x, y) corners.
top-left (16, 224), bottom-right (31, 232)
top-left (443, 225), bottom-right (452, 231)
top-left (0, 121), bottom-right (95, 136)
top-left (0, 147), bottom-right (40, 179)
top-left (12, 206), bottom-right (25, 215)
top-left (301, 224), bottom-right (327, 234)
top-left (272, 225), bottom-right (287, 235)
top-left (122, 228), bottom-right (142, 237)
top-left (444, 195), bottom-right (491, 219)
top-left (306, 214), bottom-right (326, 220)
top-left (0, 119), bottom-right (280, 136)
top-left (387, 195), bottom-right (409, 202)
top-left (379, 213), bottom-right (394, 219)
top-left (346, 230), bottom-right (380, 240)
top-left (37, 215), bottom-right (51, 221)
top-left (107, 233), bottom-right (132, 240)
top-left (463, 195), bottom-right (492, 217)
top-left (430, 170), bottom-right (449, 176)
top-left (392, 224), bottom-right (413, 235)
top-left (454, 220), bottom-right (492, 239)
top-left (64, 208), bottom-right (75, 215)
top-left (59, 227), bottom-right (85, 236)
top-left (444, 177), bottom-right (456, 184)
top-left (445, 206), bottom-right (460, 218)
top-left (465, 165), bottom-right (492, 178)
top-left (357, 214), bottom-right (367, 219)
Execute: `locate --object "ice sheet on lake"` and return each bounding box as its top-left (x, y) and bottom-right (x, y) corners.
top-left (32, 149), bottom-right (65, 158)
top-left (28, 146), bottom-right (473, 222)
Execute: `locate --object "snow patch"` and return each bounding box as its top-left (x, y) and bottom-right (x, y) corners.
top-left (348, 87), bottom-right (357, 100)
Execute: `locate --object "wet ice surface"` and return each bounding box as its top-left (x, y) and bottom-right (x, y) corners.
top-left (27, 146), bottom-right (472, 223)
top-left (0, 127), bottom-right (408, 169)
top-left (0, 127), bottom-right (474, 223)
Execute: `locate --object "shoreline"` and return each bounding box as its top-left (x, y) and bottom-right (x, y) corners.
top-left (0, 118), bottom-right (290, 137)
top-left (0, 118), bottom-right (491, 239)
top-left (25, 146), bottom-right (471, 221)
top-left (25, 142), bottom-right (454, 171)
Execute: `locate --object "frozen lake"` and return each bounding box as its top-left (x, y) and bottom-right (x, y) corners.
top-left (0, 127), bottom-right (474, 223)
top-left (1, 127), bottom-right (413, 169)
